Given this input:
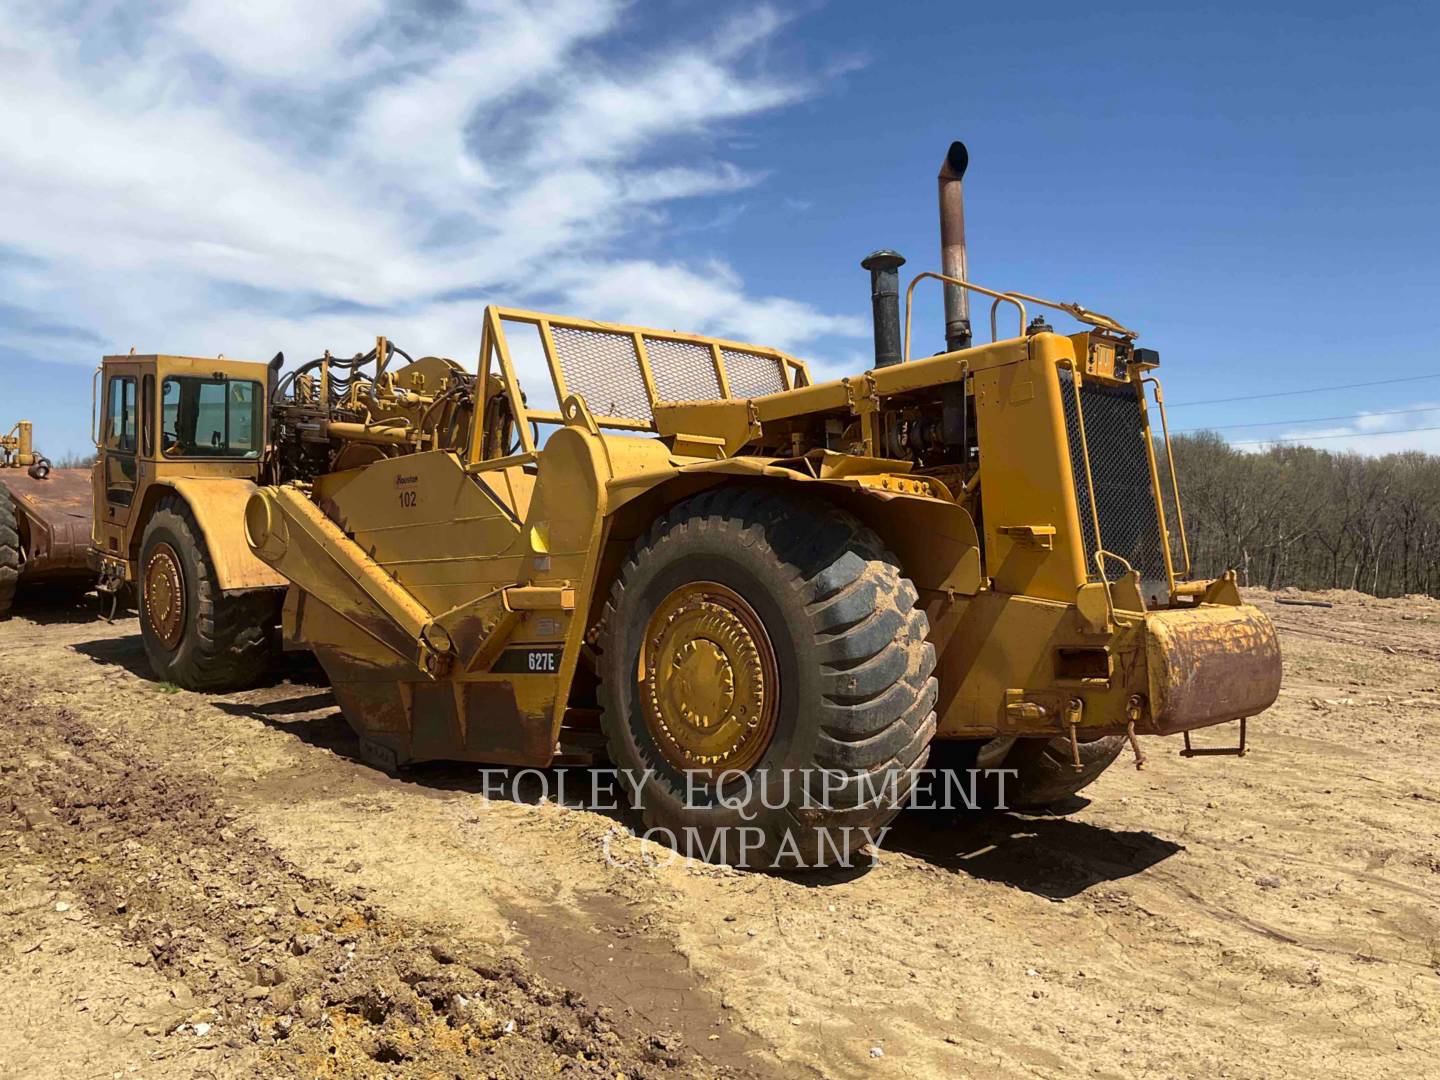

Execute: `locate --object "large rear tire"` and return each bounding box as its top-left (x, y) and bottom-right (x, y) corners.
top-left (597, 486), bottom-right (937, 869)
top-left (0, 482), bottom-right (19, 617)
top-left (138, 494), bottom-right (279, 691)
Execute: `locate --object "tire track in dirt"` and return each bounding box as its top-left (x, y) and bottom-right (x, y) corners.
top-left (0, 683), bottom-right (770, 1079)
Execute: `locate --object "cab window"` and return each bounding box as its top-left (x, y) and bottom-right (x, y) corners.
top-left (104, 375), bottom-right (137, 452)
top-left (161, 377), bottom-right (263, 458)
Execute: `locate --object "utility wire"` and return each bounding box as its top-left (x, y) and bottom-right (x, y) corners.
top-left (1166, 371), bottom-right (1440, 408)
top-left (1231, 424), bottom-right (1440, 447)
top-left (1176, 404), bottom-right (1440, 433)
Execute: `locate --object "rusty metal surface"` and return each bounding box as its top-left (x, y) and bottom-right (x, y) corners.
top-left (938, 140), bottom-right (971, 350)
top-left (1, 467), bottom-right (93, 578)
top-left (1144, 605), bottom-right (1282, 735)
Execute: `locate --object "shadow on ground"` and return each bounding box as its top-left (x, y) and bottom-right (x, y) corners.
top-left (8, 589), bottom-right (113, 626)
top-left (885, 806), bottom-right (1182, 899)
top-left (205, 681), bottom-right (1182, 896)
top-left (72, 631), bottom-right (330, 687)
top-left (71, 629), bottom-right (153, 679)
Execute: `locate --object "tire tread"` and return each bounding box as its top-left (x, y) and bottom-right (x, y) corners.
top-left (141, 494), bottom-right (279, 690)
top-left (0, 482), bottom-right (19, 617)
top-left (596, 484), bottom-right (937, 865)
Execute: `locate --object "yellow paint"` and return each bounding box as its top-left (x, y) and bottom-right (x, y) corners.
top-left (229, 299), bottom-right (1280, 766)
top-left (91, 353), bottom-right (286, 592)
top-left (0, 420), bottom-right (36, 467)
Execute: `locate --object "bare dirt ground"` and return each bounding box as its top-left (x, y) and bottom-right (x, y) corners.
top-left (3, 587), bottom-right (1439, 1079)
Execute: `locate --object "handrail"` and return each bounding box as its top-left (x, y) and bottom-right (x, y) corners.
top-left (1094, 549), bottom-right (1136, 625)
top-left (1000, 291), bottom-right (1139, 339)
top-left (91, 367), bottom-right (102, 449)
top-left (1143, 376), bottom-right (1191, 579)
top-left (903, 272), bottom-right (1026, 361)
top-left (903, 273), bottom-right (1140, 363)
top-left (1135, 378), bottom-right (1178, 593)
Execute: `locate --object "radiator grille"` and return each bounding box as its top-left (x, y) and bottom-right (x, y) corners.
top-left (1059, 371), bottom-right (1169, 587)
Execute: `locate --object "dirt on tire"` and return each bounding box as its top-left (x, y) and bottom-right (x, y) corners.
top-left (138, 494), bottom-right (280, 691)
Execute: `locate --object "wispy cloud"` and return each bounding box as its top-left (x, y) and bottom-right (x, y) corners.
top-left (1241, 402), bottom-right (1440, 455)
top-left (0, 1), bottom-right (862, 388)
top-left (174, 0), bottom-right (388, 84)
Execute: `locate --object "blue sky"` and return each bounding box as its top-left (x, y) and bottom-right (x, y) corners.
top-left (2, 0), bottom-right (1438, 458)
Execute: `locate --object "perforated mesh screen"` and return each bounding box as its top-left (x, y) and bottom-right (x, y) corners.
top-left (644, 337), bottom-right (722, 402)
top-left (1059, 371), bottom-right (1169, 588)
top-left (721, 348), bottom-right (787, 397)
top-left (550, 325), bottom-right (652, 422)
top-left (527, 316), bottom-right (797, 425)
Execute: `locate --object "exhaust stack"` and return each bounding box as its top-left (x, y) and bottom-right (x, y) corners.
top-left (860, 249), bottom-right (906, 368)
top-left (938, 140), bottom-right (972, 352)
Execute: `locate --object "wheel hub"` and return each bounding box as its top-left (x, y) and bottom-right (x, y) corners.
top-left (640, 582), bottom-right (778, 775)
top-left (144, 543), bottom-right (185, 651)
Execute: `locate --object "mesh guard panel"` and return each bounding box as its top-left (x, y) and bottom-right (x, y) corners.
top-left (721, 348), bottom-right (787, 397)
top-left (550, 326), bottom-right (653, 422)
top-left (513, 310), bottom-right (804, 429)
top-left (1059, 370), bottom-right (1169, 588)
top-left (644, 337), bottom-right (722, 402)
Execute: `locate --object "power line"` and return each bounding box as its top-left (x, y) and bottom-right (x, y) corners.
top-left (1176, 404), bottom-right (1440, 433)
top-left (1231, 424), bottom-right (1440, 447)
top-left (1166, 372), bottom-right (1440, 408)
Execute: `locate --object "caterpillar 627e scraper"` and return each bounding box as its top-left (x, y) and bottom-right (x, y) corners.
top-left (240, 141), bottom-right (1281, 866)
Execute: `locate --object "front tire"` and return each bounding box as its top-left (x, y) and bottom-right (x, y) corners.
top-left (597, 487), bottom-right (937, 869)
top-left (139, 495), bottom-right (279, 690)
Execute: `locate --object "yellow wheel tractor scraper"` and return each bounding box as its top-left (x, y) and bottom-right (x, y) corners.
top-left (239, 141), bottom-right (1280, 865)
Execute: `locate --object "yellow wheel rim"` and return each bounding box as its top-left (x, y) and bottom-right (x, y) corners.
top-left (639, 582), bottom-right (779, 776)
top-left (144, 543), bottom-right (185, 651)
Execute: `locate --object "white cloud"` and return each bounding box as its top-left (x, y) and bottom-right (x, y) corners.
top-left (0, 0), bottom-right (864, 403)
top-left (533, 53), bottom-right (802, 169)
top-left (1238, 403), bottom-right (1440, 456)
top-left (174, 0), bottom-right (386, 82)
top-left (550, 258), bottom-right (866, 352)
top-left (350, 0), bottom-right (626, 192)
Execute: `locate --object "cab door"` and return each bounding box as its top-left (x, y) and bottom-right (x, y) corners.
top-left (94, 361), bottom-right (146, 545)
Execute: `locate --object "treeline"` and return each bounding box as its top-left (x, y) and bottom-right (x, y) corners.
top-left (1168, 432), bottom-right (1440, 597)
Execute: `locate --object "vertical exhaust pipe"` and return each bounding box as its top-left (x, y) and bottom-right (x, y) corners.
top-left (938, 140), bottom-right (972, 352)
top-left (860, 249), bottom-right (906, 368)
